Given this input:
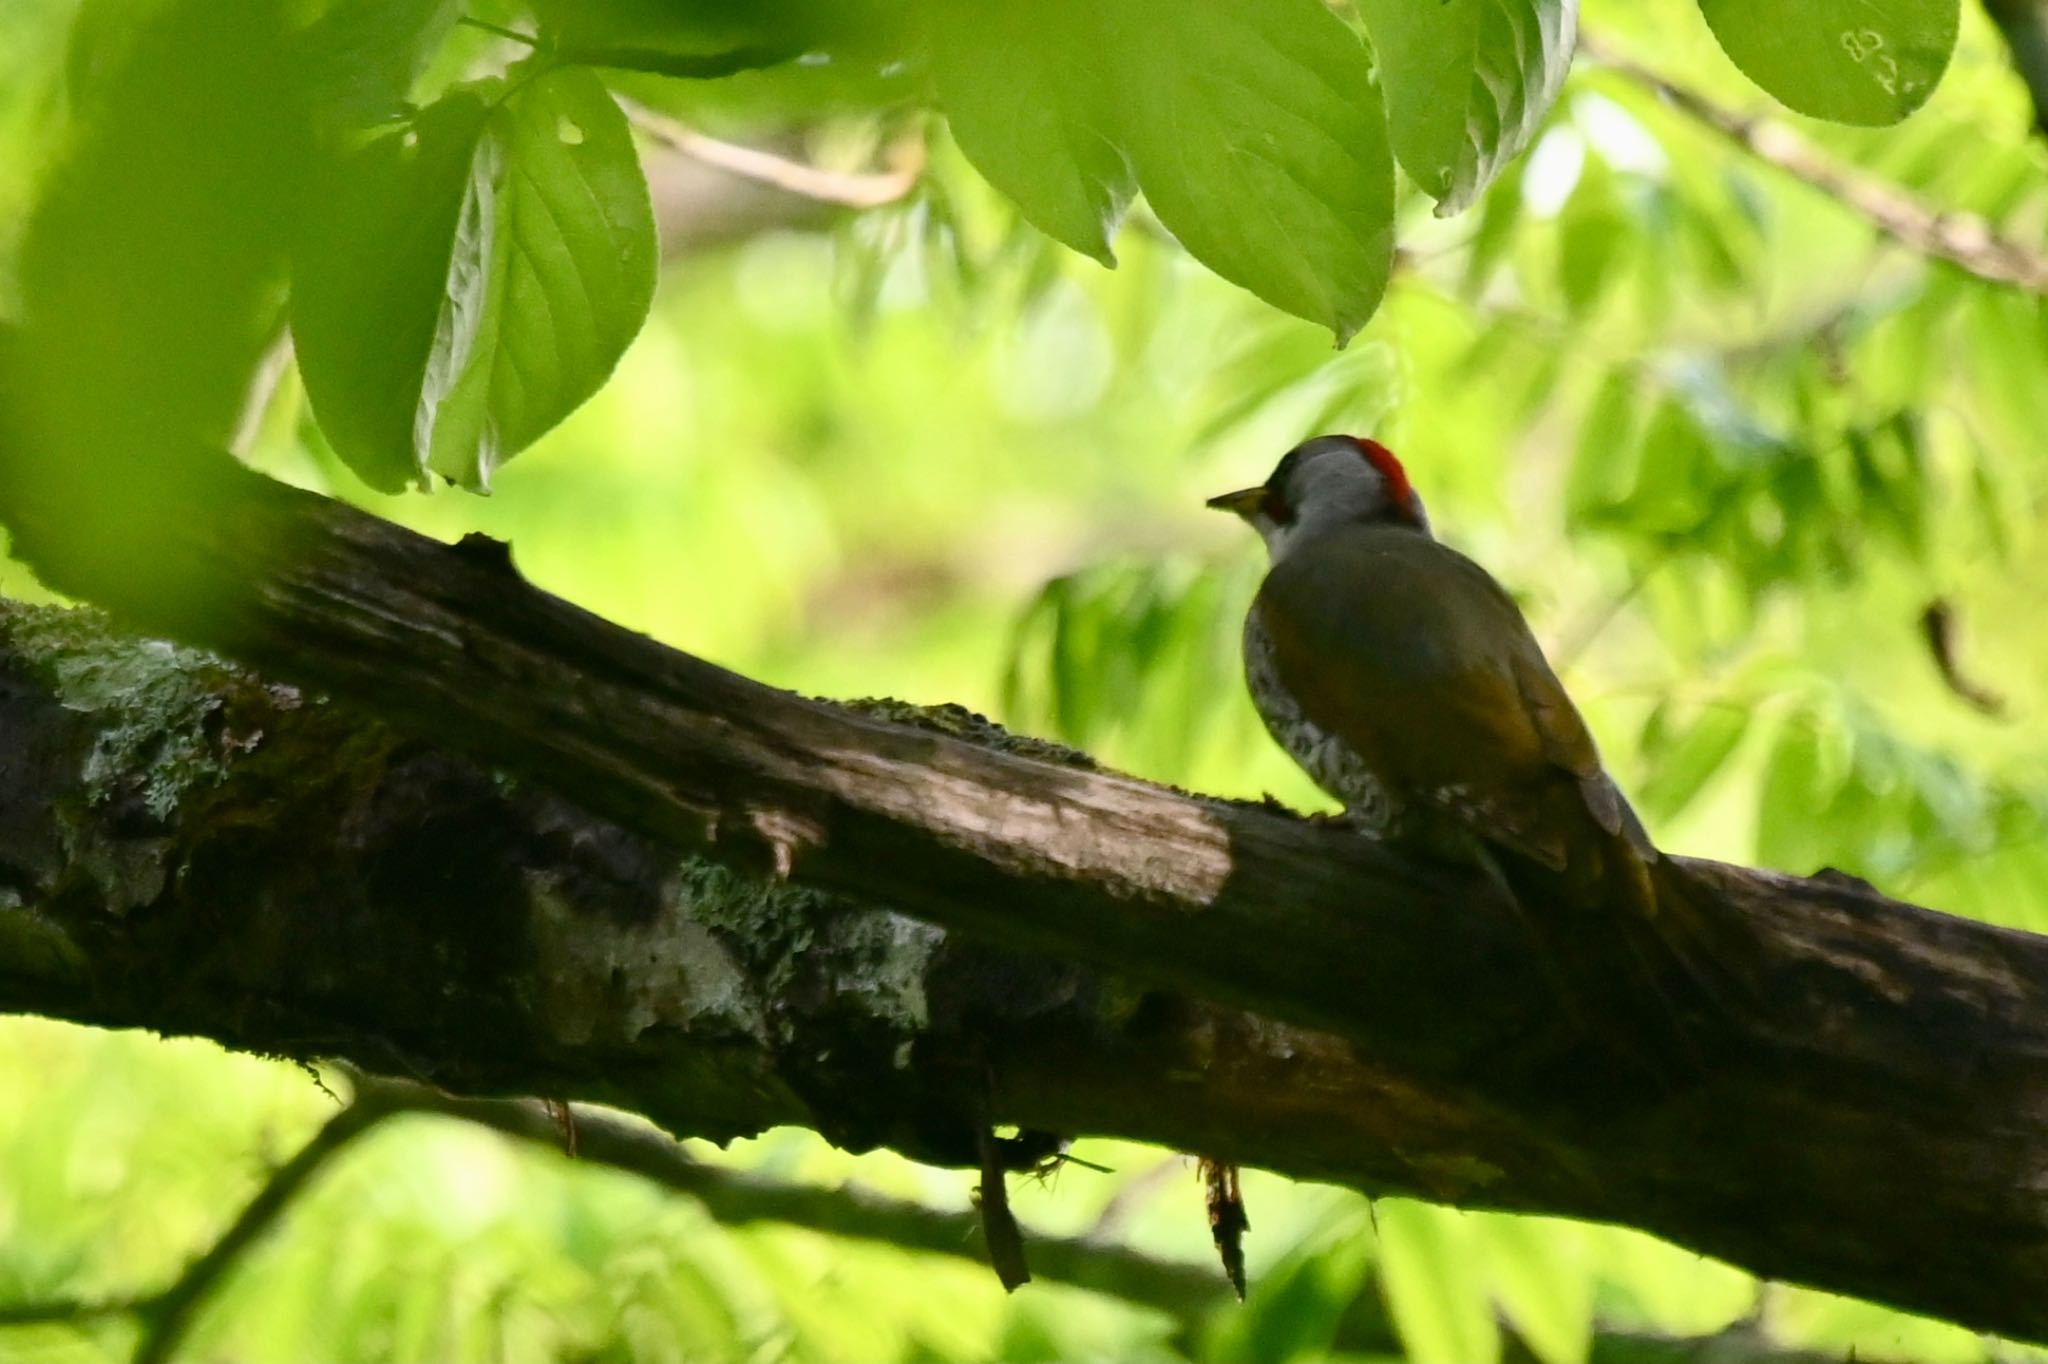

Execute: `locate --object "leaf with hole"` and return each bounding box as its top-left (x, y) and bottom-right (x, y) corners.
top-left (293, 68), bottom-right (657, 490)
top-left (292, 90), bottom-right (489, 490)
top-left (1696, 0), bottom-right (1956, 124)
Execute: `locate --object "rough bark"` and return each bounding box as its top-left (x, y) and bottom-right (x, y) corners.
top-left (0, 451), bottom-right (2042, 1344)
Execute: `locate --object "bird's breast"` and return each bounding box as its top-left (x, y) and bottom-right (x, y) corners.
top-left (1243, 607), bottom-right (1401, 835)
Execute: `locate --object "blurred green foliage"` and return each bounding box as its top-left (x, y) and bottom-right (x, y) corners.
top-left (1, 0), bottom-right (2046, 1359)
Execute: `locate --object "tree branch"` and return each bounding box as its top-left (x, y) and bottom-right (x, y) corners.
top-left (0, 446), bottom-right (2043, 1340)
top-left (1589, 36), bottom-right (2048, 295)
top-left (623, 100), bottom-right (924, 211)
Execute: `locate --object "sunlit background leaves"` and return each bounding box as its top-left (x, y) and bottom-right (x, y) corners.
top-left (2, 0), bottom-right (2047, 1358)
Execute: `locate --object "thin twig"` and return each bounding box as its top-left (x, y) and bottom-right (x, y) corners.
top-left (455, 15), bottom-right (540, 48)
top-left (1088, 1153), bottom-right (1186, 1239)
top-left (1552, 563), bottom-right (1657, 672)
top-left (0, 1091), bottom-right (402, 1360)
top-left (621, 99), bottom-right (923, 208)
top-left (130, 1095), bottom-right (398, 1364)
top-left (1586, 35), bottom-right (2048, 295)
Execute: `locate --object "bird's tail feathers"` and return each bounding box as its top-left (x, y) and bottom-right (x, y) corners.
top-left (1485, 835), bottom-right (1763, 1069)
top-left (1623, 853), bottom-right (1774, 1076)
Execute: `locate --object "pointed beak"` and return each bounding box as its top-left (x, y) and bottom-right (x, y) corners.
top-left (1206, 486), bottom-right (1265, 520)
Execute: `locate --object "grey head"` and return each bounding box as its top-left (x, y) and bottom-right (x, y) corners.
top-left (1207, 434), bottom-right (1432, 559)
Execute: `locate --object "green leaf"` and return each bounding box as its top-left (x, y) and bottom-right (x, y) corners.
top-left (293, 68), bottom-right (658, 490)
top-left (1676, 173), bottom-right (1763, 296)
top-left (1376, 1201), bottom-right (1503, 1364)
top-left (23, 0), bottom-right (313, 447)
top-left (297, 0), bottom-right (459, 126)
top-left (1460, 154), bottom-right (1527, 294)
top-left (1757, 714), bottom-right (1848, 873)
top-left (1636, 703), bottom-right (1748, 824)
top-left (1565, 370), bottom-right (1641, 522)
top-left (1590, 1227), bottom-right (1754, 1336)
top-left (421, 70), bottom-right (656, 487)
top-left (1119, 0), bottom-right (1394, 342)
top-left (927, 0), bottom-right (1132, 264)
top-left (1968, 447), bottom-right (2019, 562)
top-left (530, 0), bottom-right (875, 60)
top-left (528, 0), bottom-right (913, 121)
top-left (1556, 157), bottom-right (1628, 317)
top-left (1625, 396), bottom-right (1715, 535)
top-left (1204, 1212), bottom-right (1376, 1362)
top-left (1480, 1215), bottom-right (1592, 1364)
top-left (1696, 0), bottom-right (1956, 125)
top-left (292, 92), bottom-right (493, 491)
top-left (526, 0), bottom-right (916, 105)
top-left (926, 0), bottom-right (1394, 340)
top-left (551, 43), bottom-right (794, 81)
top-left (1357, 0), bottom-right (1576, 216)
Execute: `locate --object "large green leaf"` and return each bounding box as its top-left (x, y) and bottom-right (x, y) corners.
top-left (1697, 0), bottom-right (1956, 124)
top-left (22, 0), bottom-right (314, 447)
top-left (1120, 0), bottom-right (1394, 342)
top-left (928, 0), bottom-right (1131, 265)
top-left (293, 67), bottom-right (657, 490)
top-left (926, 0), bottom-right (1394, 340)
top-left (1357, 0), bottom-right (1576, 216)
top-left (418, 70), bottom-right (656, 487)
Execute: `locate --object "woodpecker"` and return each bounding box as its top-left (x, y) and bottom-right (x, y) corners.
top-left (1209, 434), bottom-right (1740, 1030)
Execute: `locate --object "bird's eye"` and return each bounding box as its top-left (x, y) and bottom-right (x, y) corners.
top-left (1261, 486), bottom-right (1295, 524)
